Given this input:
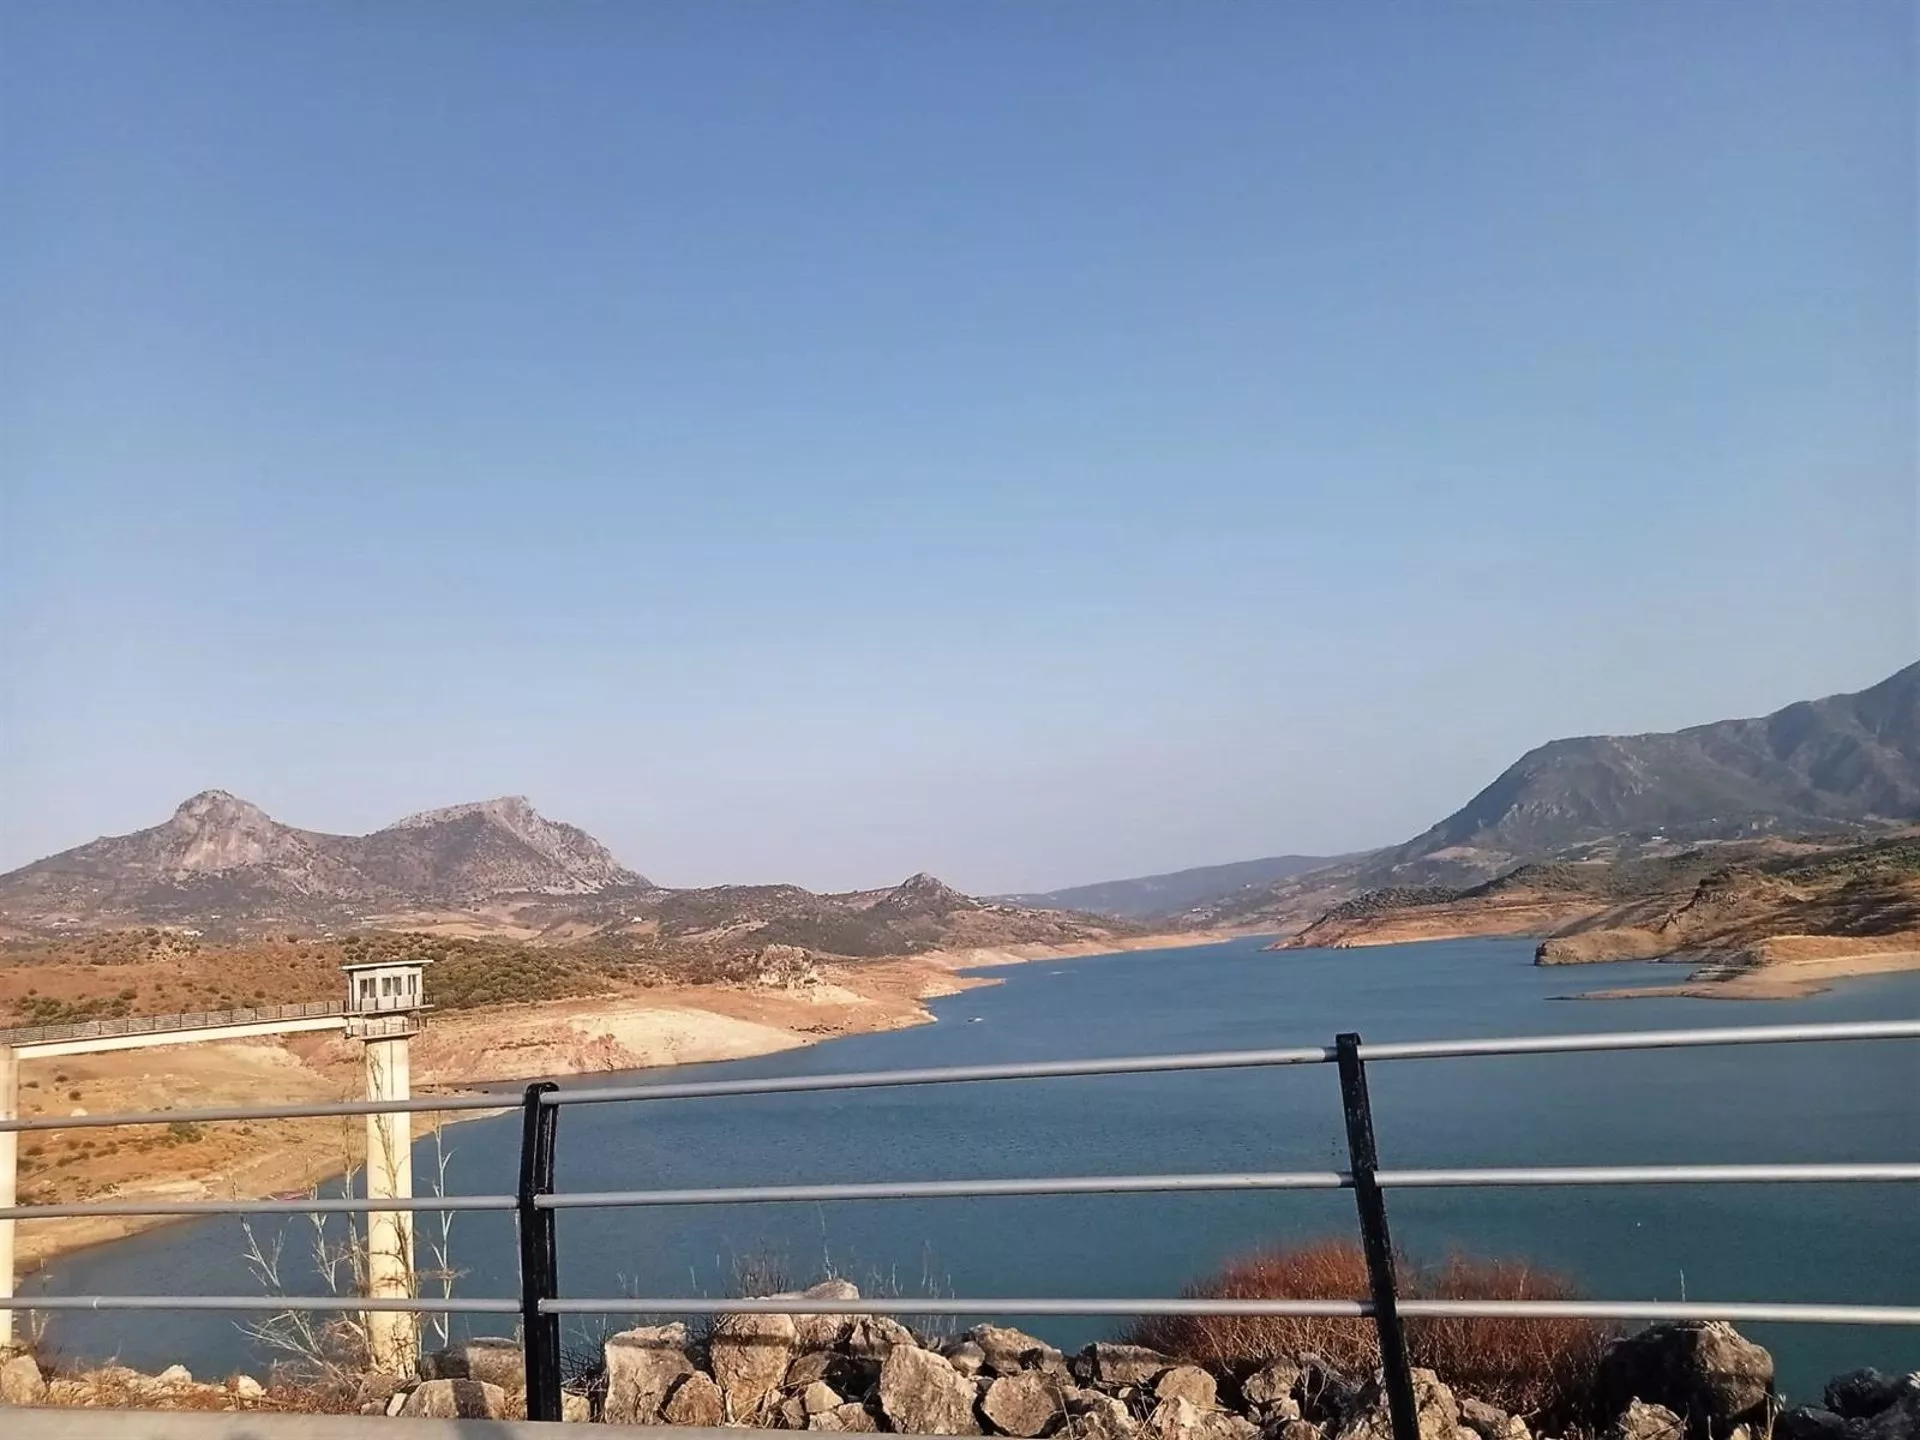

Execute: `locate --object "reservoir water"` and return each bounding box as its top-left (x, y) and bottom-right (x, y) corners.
top-left (26, 936), bottom-right (1920, 1399)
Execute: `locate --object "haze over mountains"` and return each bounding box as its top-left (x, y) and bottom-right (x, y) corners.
top-left (1004, 855), bottom-right (1339, 920)
top-left (1185, 660), bottom-right (1920, 932)
top-left (4, 662), bottom-right (1916, 946)
top-left (0, 792), bottom-right (1142, 960)
top-left (0, 791), bottom-right (650, 931)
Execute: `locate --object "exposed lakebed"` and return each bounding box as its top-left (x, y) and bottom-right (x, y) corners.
top-left (28, 937), bottom-right (1919, 1398)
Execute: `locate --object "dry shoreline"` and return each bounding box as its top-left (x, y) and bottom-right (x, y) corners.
top-left (1563, 937), bottom-right (1920, 1001)
top-left (13, 931), bottom-right (1229, 1269)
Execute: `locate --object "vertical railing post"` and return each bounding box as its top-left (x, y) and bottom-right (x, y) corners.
top-left (517, 1082), bottom-right (563, 1421)
top-left (1337, 1032), bottom-right (1420, 1440)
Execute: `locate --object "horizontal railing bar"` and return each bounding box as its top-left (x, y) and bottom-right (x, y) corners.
top-left (1357, 1019), bottom-right (1920, 1061)
top-left (1378, 1163), bottom-right (1920, 1187)
top-left (5, 1293), bottom-right (1912, 1325)
top-left (540, 1019), bottom-right (1920, 1108)
top-left (0, 1092), bottom-right (516, 1134)
top-left (7, 1162), bottom-right (1904, 1225)
top-left (1395, 1300), bottom-right (1920, 1326)
top-left (0, 1194), bottom-right (518, 1221)
top-left (539, 1171), bottom-right (1353, 1208)
top-left (0, 1296), bottom-right (520, 1314)
top-left (538, 1296), bottom-right (1920, 1325)
top-left (544, 1046), bottom-right (1338, 1106)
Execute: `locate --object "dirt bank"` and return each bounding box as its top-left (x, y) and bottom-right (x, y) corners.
top-left (1566, 932), bottom-right (1920, 1001)
top-left (8, 945), bottom-right (1096, 1267)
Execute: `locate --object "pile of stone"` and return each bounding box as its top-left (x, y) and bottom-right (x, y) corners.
top-left (0, 1353), bottom-right (266, 1411)
top-left (6, 1285), bottom-right (1916, 1439)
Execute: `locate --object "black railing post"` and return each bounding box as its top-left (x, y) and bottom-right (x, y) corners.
top-left (1337, 1032), bottom-right (1420, 1440)
top-left (516, 1082), bottom-right (563, 1421)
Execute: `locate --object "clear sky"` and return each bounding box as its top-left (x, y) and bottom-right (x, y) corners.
top-left (2, 3), bottom-right (1914, 894)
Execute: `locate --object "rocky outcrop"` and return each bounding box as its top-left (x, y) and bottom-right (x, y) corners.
top-left (396, 1379), bottom-right (511, 1418)
top-left (878, 1343), bottom-right (980, 1434)
top-left (602, 1320), bottom-right (698, 1424)
top-left (4, 1309), bottom-right (1899, 1440)
top-left (982, 1372), bottom-right (1067, 1437)
top-left (1335, 1368), bottom-right (1461, 1440)
top-left (1596, 1322), bottom-right (1775, 1439)
top-left (1, 1354), bottom-right (47, 1406)
top-left (712, 1312), bottom-right (802, 1421)
top-left (421, 1336), bottom-right (525, 1392)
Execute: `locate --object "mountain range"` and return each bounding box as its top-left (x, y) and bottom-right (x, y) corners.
top-left (0, 791), bottom-right (650, 932)
top-left (1184, 660), bottom-right (1920, 933)
top-left (1002, 854), bottom-right (1340, 920)
top-left (5, 661), bottom-right (1917, 944)
top-left (0, 792), bottom-right (1142, 961)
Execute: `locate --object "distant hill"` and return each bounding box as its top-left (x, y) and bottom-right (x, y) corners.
top-left (0, 791), bottom-right (652, 932)
top-left (1004, 854), bottom-right (1339, 920)
top-left (0, 794), bottom-right (1142, 959)
top-left (1190, 661), bottom-right (1920, 936)
top-left (1396, 660), bottom-right (1920, 866)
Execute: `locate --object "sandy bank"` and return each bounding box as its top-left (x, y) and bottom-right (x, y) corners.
top-left (9, 949), bottom-right (1045, 1267)
top-left (919, 929), bottom-right (1253, 971)
top-left (1566, 933), bottom-right (1920, 1001)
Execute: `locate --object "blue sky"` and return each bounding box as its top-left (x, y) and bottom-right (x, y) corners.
top-left (2, 3), bottom-right (1914, 893)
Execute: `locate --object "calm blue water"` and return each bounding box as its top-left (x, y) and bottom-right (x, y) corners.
top-left (27, 937), bottom-right (1920, 1399)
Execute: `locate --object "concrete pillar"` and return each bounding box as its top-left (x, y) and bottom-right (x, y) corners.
top-left (361, 1035), bottom-right (416, 1374)
top-left (0, 1046), bottom-right (15, 1352)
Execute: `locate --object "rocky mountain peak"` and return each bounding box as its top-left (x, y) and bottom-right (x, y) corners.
top-left (170, 789), bottom-right (274, 829)
top-left (877, 872), bottom-right (978, 916)
top-left (159, 791), bottom-right (309, 876)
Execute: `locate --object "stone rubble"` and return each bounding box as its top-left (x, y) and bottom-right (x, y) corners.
top-left (5, 1288), bottom-right (1910, 1440)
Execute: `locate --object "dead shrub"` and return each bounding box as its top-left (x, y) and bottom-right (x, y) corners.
top-left (1125, 1239), bottom-right (1611, 1426)
top-left (1409, 1253), bottom-right (1611, 1422)
top-left (1126, 1238), bottom-right (1381, 1375)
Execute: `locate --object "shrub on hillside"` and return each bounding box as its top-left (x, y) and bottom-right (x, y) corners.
top-left (1124, 1238), bottom-right (1610, 1425)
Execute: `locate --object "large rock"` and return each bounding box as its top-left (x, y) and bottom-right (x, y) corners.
top-left (880, 1344), bottom-right (982, 1434)
top-left (421, 1337), bottom-right (525, 1392)
top-left (603, 1321), bottom-right (698, 1424)
top-left (946, 1341), bottom-right (990, 1379)
top-left (984, 1371), bottom-right (1068, 1436)
top-left (1148, 1395), bottom-right (1260, 1440)
top-left (1829, 1373), bottom-right (1920, 1421)
top-left (712, 1311), bottom-right (801, 1420)
top-left (1297, 1357), bottom-right (1362, 1426)
top-left (1774, 1408), bottom-right (1859, 1440)
top-left (1597, 1324), bottom-right (1774, 1440)
top-left (1867, 1391), bottom-right (1920, 1440)
top-left (1460, 1398), bottom-right (1531, 1440)
top-left (1242, 1359), bottom-right (1305, 1414)
top-left (664, 1372), bottom-right (727, 1427)
top-left (1079, 1343), bottom-right (1177, 1387)
top-left (1, 1353), bottom-right (47, 1406)
top-left (970, 1324), bottom-right (1067, 1377)
top-left (1334, 1368), bottom-right (1460, 1440)
top-left (820, 1402), bottom-right (883, 1433)
top-left (794, 1279), bottom-right (866, 1350)
top-left (1073, 1393), bottom-right (1143, 1440)
top-left (1613, 1400), bottom-right (1687, 1440)
top-left (1156, 1366), bottom-right (1220, 1410)
top-left (847, 1315), bottom-right (919, 1360)
top-left (398, 1379), bottom-right (512, 1418)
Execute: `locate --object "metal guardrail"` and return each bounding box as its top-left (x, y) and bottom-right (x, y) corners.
top-left (1, 1017), bottom-right (1916, 1440)
top-left (0, 1000), bottom-right (346, 1048)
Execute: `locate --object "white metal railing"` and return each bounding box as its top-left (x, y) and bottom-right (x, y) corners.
top-left (0, 1017), bottom-right (1914, 1438)
top-left (0, 1001), bottom-right (346, 1048)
